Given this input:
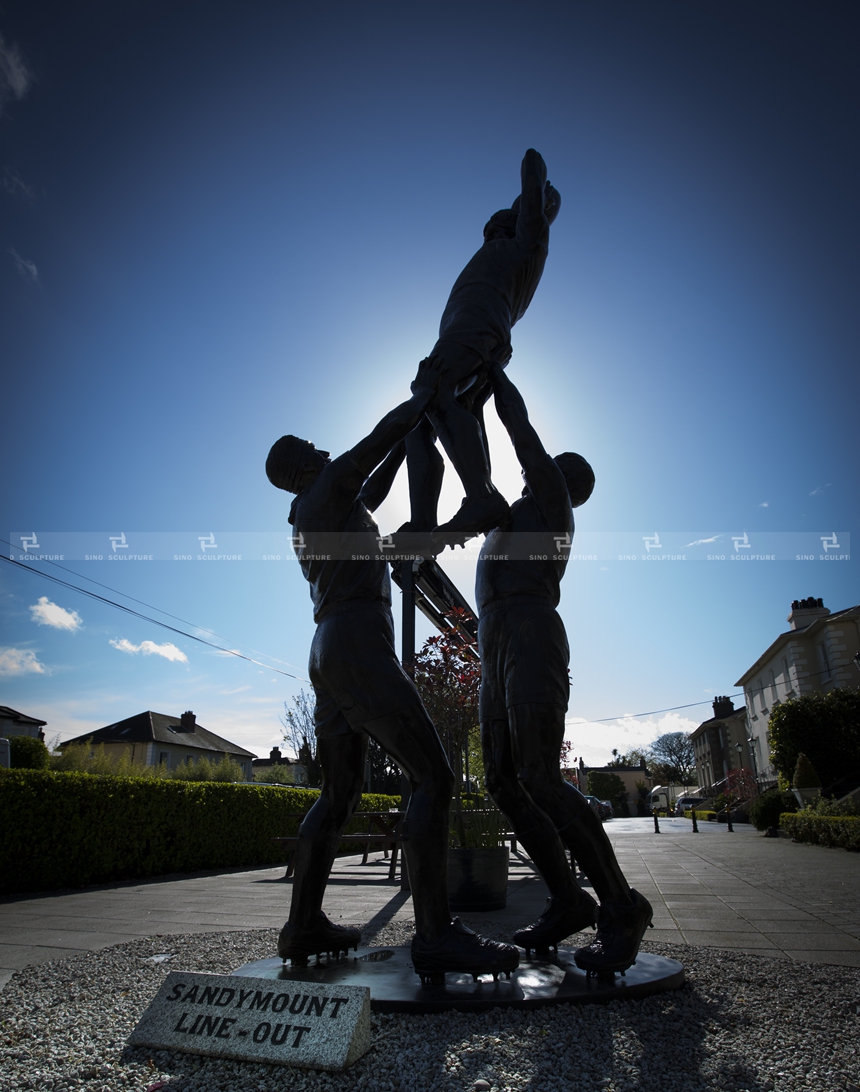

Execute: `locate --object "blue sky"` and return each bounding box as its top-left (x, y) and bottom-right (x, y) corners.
top-left (1, 1), bottom-right (857, 766)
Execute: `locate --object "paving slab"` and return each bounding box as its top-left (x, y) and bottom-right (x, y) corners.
top-left (2, 818), bottom-right (859, 989)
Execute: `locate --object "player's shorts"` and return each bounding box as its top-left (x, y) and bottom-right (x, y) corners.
top-left (309, 599), bottom-right (424, 739)
top-left (478, 595), bottom-right (570, 721)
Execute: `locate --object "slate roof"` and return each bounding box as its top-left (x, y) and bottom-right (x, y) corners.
top-left (0, 706), bottom-right (47, 728)
top-left (60, 711), bottom-right (255, 758)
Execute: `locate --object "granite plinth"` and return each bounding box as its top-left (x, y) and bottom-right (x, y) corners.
top-left (234, 946), bottom-right (684, 1013)
top-left (128, 971), bottom-right (371, 1071)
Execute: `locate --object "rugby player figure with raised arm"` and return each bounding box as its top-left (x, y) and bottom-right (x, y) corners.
top-left (265, 355), bottom-right (518, 985)
top-left (476, 362), bottom-right (654, 973)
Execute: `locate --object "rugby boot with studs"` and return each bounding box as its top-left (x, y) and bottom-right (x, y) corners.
top-left (573, 889), bottom-right (653, 975)
top-left (411, 917), bottom-right (519, 987)
top-left (278, 912), bottom-right (361, 967)
top-left (512, 891), bottom-right (598, 957)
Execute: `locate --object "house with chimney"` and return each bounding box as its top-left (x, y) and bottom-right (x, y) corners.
top-left (690, 696), bottom-right (750, 791)
top-left (734, 598), bottom-right (860, 789)
top-left (59, 710), bottom-right (255, 780)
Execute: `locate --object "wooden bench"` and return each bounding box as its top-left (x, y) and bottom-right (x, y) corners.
top-left (273, 811), bottom-right (404, 881)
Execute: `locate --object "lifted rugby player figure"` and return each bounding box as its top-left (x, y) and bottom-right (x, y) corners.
top-left (477, 362), bottom-right (653, 974)
top-left (265, 356), bottom-right (518, 985)
top-left (405, 148), bottom-right (561, 539)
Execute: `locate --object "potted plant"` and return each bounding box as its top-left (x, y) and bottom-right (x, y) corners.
top-left (791, 752), bottom-right (822, 807)
top-left (448, 798), bottom-right (509, 912)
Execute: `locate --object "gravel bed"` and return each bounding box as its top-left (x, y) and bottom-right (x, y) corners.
top-left (1, 920), bottom-right (858, 1092)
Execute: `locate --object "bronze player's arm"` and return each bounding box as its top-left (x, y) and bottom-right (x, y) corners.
top-left (515, 148), bottom-right (557, 245)
top-left (349, 356), bottom-right (444, 481)
top-left (488, 362), bottom-right (567, 515)
top-left (358, 440), bottom-right (406, 511)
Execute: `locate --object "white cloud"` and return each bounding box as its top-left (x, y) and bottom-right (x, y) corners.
top-left (30, 597), bottom-right (82, 631)
top-left (2, 168), bottom-right (35, 201)
top-left (684, 535), bottom-right (721, 547)
top-left (758, 501), bottom-right (769, 508)
top-left (8, 247), bottom-right (38, 283)
top-left (565, 711), bottom-right (699, 768)
top-left (0, 647), bottom-right (47, 676)
top-left (809, 484), bottom-right (831, 496)
top-left (0, 33), bottom-right (32, 114)
top-left (110, 638), bottom-right (188, 663)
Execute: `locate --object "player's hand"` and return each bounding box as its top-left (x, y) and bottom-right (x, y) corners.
top-left (411, 355), bottom-right (444, 402)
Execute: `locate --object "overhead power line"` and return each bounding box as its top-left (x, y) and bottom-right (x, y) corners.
top-left (0, 548), bottom-right (307, 682)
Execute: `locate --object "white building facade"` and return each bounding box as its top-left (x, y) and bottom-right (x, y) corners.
top-left (735, 598), bottom-right (860, 788)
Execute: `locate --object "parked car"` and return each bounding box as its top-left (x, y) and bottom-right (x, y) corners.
top-left (600, 799), bottom-right (614, 819)
top-left (583, 794), bottom-right (610, 820)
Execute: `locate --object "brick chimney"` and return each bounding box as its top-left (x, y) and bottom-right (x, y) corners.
top-left (787, 597), bottom-right (830, 631)
top-left (269, 746), bottom-right (284, 763)
top-left (179, 710), bottom-right (196, 732)
top-left (712, 696), bottom-right (734, 719)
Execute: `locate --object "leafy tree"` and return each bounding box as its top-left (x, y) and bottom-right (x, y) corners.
top-left (253, 764), bottom-right (296, 785)
top-left (9, 735), bottom-right (50, 769)
top-left (769, 688), bottom-right (860, 792)
top-left (725, 766), bottom-right (757, 802)
top-left (280, 690), bottom-right (321, 785)
top-left (587, 770), bottom-right (626, 812)
top-left (50, 739), bottom-right (155, 776)
top-left (366, 738), bottom-right (401, 794)
top-left (413, 610), bottom-right (480, 786)
top-left (649, 732), bottom-right (696, 783)
top-left (170, 755), bottom-right (246, 782)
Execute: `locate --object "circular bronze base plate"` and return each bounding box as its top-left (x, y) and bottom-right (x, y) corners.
top-left (233, 946), bottom-right (684, 1013)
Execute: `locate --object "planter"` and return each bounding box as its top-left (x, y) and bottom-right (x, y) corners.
top-left (792, 787), bottom-right (820, 808)
top-left (447, 846), bottom-right (509, 912)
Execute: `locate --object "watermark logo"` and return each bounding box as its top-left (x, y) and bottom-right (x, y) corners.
top-left (20, 533), bottom-right (40, 552)
top-left (198, 533), bottom-right (217, 552)
top-left (376, 533), bottom-right (396, 552)
top-left (820, 533), bottom-right (840, 552)
top-left (110, 533), bottom-right (129, 553)
top-left (554, 532), bottom-right (572, 554)
top-left (642, 533), bottom-right (661, 552)
top-left (732, 532), bottom-right (751, 553)
top-left (291, 530), bottom-right (305, 552)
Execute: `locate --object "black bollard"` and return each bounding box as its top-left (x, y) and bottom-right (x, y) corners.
top-left (691, 807), bottom-right (699, 833)
top-left (725, 808), bottom-right (734, 833)
top-left (653, 808), bottom-right (660, 834)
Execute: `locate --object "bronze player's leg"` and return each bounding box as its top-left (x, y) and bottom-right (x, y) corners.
top-left (361, 705), bottom-right (454, 940)
top-left (507, 702), bottom-right (631, 905)
top-left (482, 715), bottom-right (585, 901)
top-left (286, 732), bottom-right (367, 931)
top-left (403, 418), bottom-right (444, 532)
top-left (423, 343), bottom-right (508, 535)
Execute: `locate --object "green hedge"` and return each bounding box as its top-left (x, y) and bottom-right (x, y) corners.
top-left (781, 813), bottom-right (860, 851)
top-left (0, 769), bottom-right (399, 894)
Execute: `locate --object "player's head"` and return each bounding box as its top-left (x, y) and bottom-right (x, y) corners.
top-left (554, 452), bottom-right (595, 508)
top-left (266, 435), bottom-right (329, 493)
top-left (483, 209), bottom-right (518, 242)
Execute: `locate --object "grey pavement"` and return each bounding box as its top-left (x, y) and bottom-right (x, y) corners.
top-left (2, 816), bottom-right (858, 991)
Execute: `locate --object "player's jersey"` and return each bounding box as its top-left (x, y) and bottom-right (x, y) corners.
top-left (438, 234), bottom-right (549, 364)
top-left (476, 467), bottom-right (573, 612)
top-left (288, 453), bottom-right (391, 623)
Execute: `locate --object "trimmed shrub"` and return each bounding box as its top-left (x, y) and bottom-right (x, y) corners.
top-left (9, 736), bottom-right (50, 770)
top-left (781, 813), bottom-right (860, 851)
top-left (748, 789), bottom-right (798, 832)
top-left (0, 769), bottom-right (399, 894)
top-left (792, 752), bottom-right (821, 790)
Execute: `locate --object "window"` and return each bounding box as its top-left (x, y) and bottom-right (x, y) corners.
top-left (158, 751), bottom-right (170, 767)
top-left (818, 642), bottom-right (832, 682)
